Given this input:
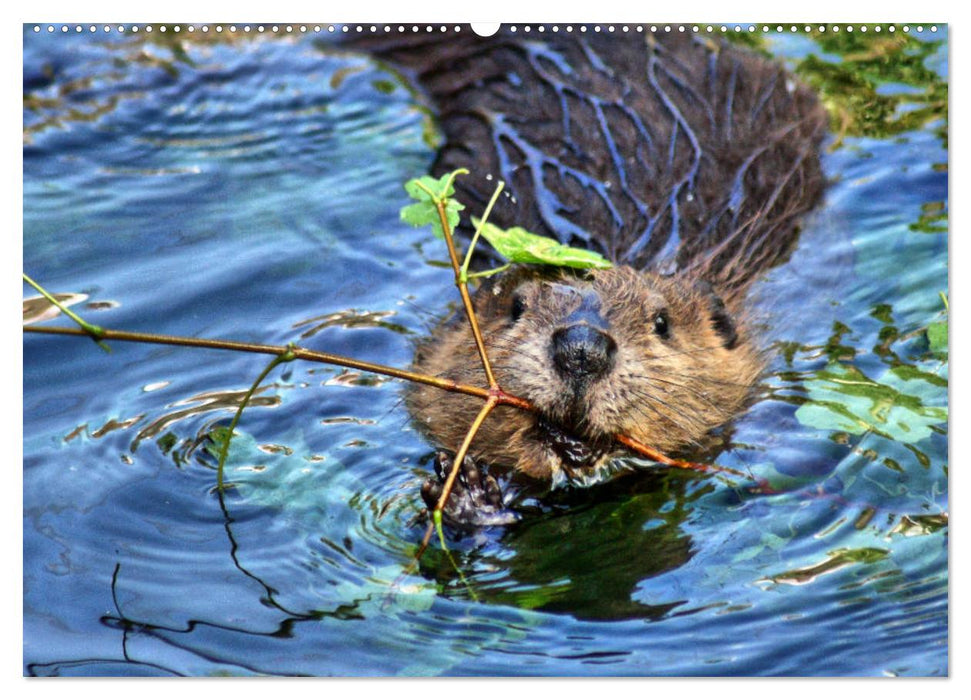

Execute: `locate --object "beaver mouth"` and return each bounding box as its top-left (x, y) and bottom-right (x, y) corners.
top-left (531, 415), bottom-right (613, 478)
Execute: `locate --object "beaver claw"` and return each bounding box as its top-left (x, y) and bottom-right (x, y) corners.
top-left (421, 451), bottom-right (520, 529)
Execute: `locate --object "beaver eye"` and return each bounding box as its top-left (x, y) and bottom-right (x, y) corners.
top-left (510, 294), bottom-right (527, 322)
top-left (653, 311), bottom-right (670, 339)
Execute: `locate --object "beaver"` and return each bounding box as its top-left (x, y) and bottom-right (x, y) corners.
top-left (347, 27), bottom-right (827, 523)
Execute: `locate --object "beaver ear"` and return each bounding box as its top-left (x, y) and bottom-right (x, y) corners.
top-left (696, 280), bottom-right (738, 350)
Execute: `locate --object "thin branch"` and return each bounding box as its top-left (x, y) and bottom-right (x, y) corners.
top-left (216, 346), bottom-right (296, 491)
top-left (613, 433), bottom-right (748, 480)
top-left (22, 324), bottom-right (532, 408)
top-left (460, 180), bottom-right (505, 276)
top-left (435, 196), bottom-right (499, 389)
top-left (415, 394), bottom-right (499, 561)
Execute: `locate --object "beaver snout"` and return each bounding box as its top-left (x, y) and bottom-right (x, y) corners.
top-left (551, 324), bottom-right (617, 384)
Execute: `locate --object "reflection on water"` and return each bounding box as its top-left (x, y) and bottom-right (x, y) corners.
top-left (23, 25), bottom-right (947, 676)
top-left (422, 471), bottom-right (698, 622)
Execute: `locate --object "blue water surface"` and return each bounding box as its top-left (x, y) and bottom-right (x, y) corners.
top-left (23, 25), bottom-right (948, 676)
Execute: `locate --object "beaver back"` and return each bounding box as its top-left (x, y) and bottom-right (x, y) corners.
top-left (349, 28), bottom-right (827, 293)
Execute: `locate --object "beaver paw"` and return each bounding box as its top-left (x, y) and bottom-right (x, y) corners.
top-left (421, 451), bottom-right (520, 529)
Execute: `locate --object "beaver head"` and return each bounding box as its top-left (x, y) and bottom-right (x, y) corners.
top-left (406, 265), bottom-right (762, 481)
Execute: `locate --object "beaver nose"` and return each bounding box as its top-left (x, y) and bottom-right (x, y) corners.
top-left (551, 324), bottom-right (617, 383)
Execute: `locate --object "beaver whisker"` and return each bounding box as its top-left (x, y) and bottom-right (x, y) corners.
top-left (624, 386), bottom-right (710, 426)
top-left (621, 387), bottom-right (713, 436)
top-left (630, 371), bottom-right (759, 390)
top-left (633, 373), bottom-right (725, 411)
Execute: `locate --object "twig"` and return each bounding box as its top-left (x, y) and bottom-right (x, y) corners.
top-left (22, 324), bottom-right (533, 408)
top-left (613, 433), bottom-right (749, 480)
top-left (424, 180), bottom-right (500, 390)
top-left (23, 324), bottom-right (736, 481)
top-left (414, 395), bottom-right (500, 562)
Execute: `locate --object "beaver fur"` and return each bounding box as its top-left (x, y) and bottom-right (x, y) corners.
top-left (347, 28), bottom-right (827, 485)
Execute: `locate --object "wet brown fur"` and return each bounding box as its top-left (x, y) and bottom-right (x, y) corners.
top-left (407, 265), bottom-right (763, 479)
top-left (347, 28), bottom-right (827, 479)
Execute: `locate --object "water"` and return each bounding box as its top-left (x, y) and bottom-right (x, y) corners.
top-left (23, 25), bottom-right (948, 676)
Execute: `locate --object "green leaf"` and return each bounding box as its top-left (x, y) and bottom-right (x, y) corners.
top-left (400, 173), bottom-right (466, 239)
top-left (927, 321), bottom-right (947, 353)
top-left (472, 218), bottom-right (614, 270)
